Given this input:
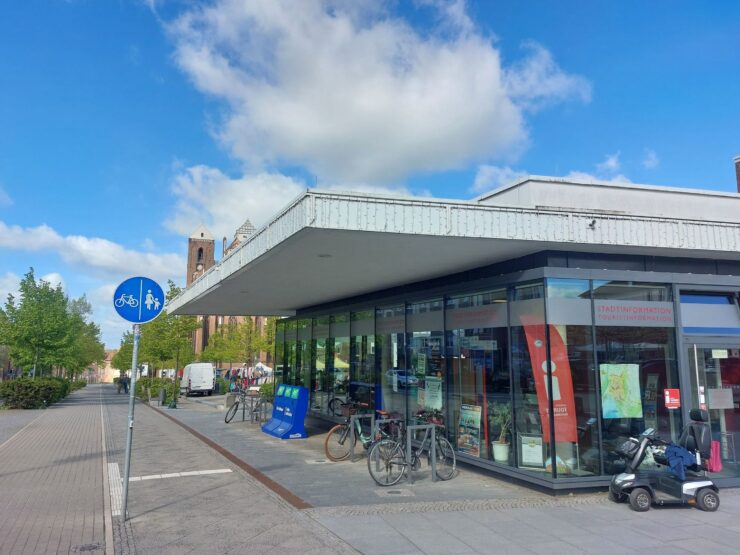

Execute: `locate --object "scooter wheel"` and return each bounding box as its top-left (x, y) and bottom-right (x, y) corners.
top-left (629, 488), bottom-right (651, 512)
top-left (696, 488), bottom-right (720, 512)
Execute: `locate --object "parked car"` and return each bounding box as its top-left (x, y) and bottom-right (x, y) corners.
top-left (181, 362), bottom-right (216, 396)
top-left (385, 369), bottom-right (419, 388)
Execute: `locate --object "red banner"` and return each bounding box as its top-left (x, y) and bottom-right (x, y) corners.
top-left (521, 318), bottom-right (578, 443)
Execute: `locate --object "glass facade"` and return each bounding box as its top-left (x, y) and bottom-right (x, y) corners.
top-left (275, 277), bottom-right (728, 484)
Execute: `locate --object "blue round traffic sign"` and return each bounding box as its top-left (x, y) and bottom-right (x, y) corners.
top-left (113, 276), bottom-right (165, 324)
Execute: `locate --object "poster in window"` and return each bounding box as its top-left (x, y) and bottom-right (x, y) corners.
top-left (643, 374), bottom-right (659, 430)
top-left (425, 376), bottom-right (443, 410)
top-left (519, 434), bottom-right (545, 468)
top-left (600, 364), bottom-right (643, 418)
top-left (457, 404), bottom-right (482, 457)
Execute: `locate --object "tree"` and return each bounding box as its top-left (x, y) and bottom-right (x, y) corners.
top-left (0, 269), bottom-right (105, 377)
top-left (1, 269), bottom-right (70, 375)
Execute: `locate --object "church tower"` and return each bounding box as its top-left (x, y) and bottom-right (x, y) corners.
top-left (186, 225), bottom-right (215, 286)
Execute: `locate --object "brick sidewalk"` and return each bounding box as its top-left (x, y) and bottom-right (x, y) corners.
top-left (0, 386), bottom-right (107, 555)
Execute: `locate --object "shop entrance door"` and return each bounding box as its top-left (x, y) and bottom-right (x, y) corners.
top-left (687, 344), bottom-right (740, 478)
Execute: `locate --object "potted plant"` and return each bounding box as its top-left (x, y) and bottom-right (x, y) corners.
top-left (490, 402), bottom-right (512, 463)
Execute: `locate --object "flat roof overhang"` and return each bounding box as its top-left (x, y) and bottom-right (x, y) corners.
top-left (167, 190), bottom-right (740, 316)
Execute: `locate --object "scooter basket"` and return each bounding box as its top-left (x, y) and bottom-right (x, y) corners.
top-left (618, 438), bottom-right (640, 458)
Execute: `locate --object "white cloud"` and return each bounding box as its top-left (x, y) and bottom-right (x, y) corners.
top-left (165, 166), bottom-right (306, 241)
top-left (0, 272), bottom-right (20, 303)
top-left (165, 164), bottom-right (430, 241)
top-left (503, 41), bottom-right (592, 112)
top-left (596, 152), bottom-right (621, 173)
top-left (643, 148), bottom-right (659, 169)
top-left (0, 221), bottom-right (184, 283)
top-left (471, 165), bottom-right (528, 193)
top-left (167, 0), bottom-right (590, 185)
top-left (564, 171), bottom-right (631, 184)
top-left (40, 272), bottom-right (65, 290)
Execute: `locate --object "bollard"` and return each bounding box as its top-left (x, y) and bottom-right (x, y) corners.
top-left (158, 388), bottom-right (166, 406)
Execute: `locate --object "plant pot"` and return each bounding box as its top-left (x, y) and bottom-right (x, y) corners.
top-left (492, 441), bottom-right (510, 463)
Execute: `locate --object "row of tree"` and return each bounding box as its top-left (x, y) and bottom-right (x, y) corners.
top-left (110, 281), bottom-right (277, 373)
top-left (0, 269), bottom-right (106, 378)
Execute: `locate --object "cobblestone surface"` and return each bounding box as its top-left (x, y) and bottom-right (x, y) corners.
top-left (0, 409), bottom-right (43, 446)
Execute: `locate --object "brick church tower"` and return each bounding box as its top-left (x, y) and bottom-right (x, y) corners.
top-left (187, 225), bottom-right (215, 353)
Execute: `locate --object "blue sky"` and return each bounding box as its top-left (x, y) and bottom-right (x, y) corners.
top-left (1, 0), bottom-right (738, 348)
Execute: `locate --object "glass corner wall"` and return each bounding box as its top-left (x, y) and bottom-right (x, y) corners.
top-left (376, 305), bottom-right (406, 420)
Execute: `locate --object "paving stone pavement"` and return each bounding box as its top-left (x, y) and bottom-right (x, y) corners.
top-left (0, 386), bottom-right (106, 555)
top-left (101, 384), bottom-right (354, 554)
top-left (166, 394), bottom-right (740, 555)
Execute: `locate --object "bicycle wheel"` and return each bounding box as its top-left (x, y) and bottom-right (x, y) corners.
top-left (367, 439), bottom-right (406, 486)
top-left (324, 424), bottom-right (355, 461)
top-left (224, 401), bottom-right (239, 423)
top-left (434, 437), bottom-right (456, 480)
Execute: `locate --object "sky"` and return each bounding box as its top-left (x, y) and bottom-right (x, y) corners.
top-left (0, 0), bottom-right (738, 348)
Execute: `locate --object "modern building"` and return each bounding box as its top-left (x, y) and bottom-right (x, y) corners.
top-left (169, 173), bottom-right (740, 490)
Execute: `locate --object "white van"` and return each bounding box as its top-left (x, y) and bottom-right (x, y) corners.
top-left (180, 363), bottom-right (215, 396)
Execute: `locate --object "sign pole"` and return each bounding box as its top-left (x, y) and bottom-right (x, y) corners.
top-left (121, 323), bottom-right (141, 521)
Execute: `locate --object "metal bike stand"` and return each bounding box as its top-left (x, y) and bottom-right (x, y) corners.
top-left (373, 418), bottom-right (404, 441)
top-left (241, 397), bottom-right (248, 422)
top-left (406, 424), bottom-right (438, 484)
top-left (349, 413), bottom-right (375, 462)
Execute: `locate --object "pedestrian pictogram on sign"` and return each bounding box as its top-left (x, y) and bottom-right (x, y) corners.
top-left (113, 276), bottom-right (165, 324)
top-left (664, 388), bottom-right (681, 409)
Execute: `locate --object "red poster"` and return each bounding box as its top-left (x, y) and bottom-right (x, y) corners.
top-left (664, 388), bottom-right (681, 409)
top-left (521, 318), bottom-right (578, 443)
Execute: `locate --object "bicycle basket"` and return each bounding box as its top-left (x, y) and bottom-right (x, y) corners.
top-left (340, 404), bottom-right (356, 417)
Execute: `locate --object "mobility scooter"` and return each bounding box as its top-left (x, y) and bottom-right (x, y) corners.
top-left (609, 409), bottom-right (719, 512)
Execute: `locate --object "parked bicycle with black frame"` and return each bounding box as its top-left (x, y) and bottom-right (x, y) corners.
top-left (367, 423), bottom-right (456, 485)
top-left (324, 401), bottom-right (401, 461)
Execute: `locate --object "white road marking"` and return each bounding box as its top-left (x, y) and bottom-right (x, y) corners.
top-left (108, 463), bottom-right (123, 517)
top-left (128, 468), bottom-right (232, 481)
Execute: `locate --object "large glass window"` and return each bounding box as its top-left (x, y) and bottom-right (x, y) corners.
top-left (284, 320), bottom-right (297, 385)
top-left (274, 320), bottom-right (286, 386)
top-left (447, 290), bottom-right (509, 464)
top-left (546, 279), bottom-right (600, 477)
top-left (377, 306), bottom-right (406, 420)
top-left (596, 326), bottom-right (680, 473)
top-left (312, 316), bottom-right (331, 414)
top-left (350, 310), bottom-right (376, 409)
top-left (510, 282), bottom-right (554, 475)
top-left (296, 318), bottom-right (311, 388)
top-left (408, 300), bottom-right (445, 426)
top-left (330, 314), bottom-right (351, 410)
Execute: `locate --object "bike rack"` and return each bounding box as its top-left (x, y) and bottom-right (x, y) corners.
top-left (244, 396), bottom-right (269, 424)
top-left (348, 413), bottom-right (375, 462)
top-left (406, 424), bottom-right (438, 484)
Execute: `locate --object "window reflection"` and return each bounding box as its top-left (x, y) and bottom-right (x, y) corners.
top-left (408, 300), bottom-right (445, 426)
top-left (447, 290), bottom-right (509, 463)
top-left (377, 306), bottom-right (406, 420)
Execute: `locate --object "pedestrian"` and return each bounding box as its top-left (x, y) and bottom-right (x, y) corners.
top-left (122, 373), bottom-right (130, 394)
top-left (117, 375), bottom-right (123, 394)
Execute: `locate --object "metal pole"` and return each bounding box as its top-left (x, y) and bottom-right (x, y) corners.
top-left (121, 324), bottom-right (141, 521)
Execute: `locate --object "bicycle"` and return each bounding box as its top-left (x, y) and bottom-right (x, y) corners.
top-left (367, 423), bottom-right (456, 486)
top-left (114, 293), bottom-right (138, 308)
top-left (224, 388), bottom-right (270, 423)
top-left (324, 402), bottom-right (399, 461)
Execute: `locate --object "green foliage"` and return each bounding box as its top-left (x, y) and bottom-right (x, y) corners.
top-left (0, 377), bottom-right (75, 408)
top-left (215, 377), bottom-right (229, 395)
top-left (0, 269), bottom-right (105, 377)
top-left (259, 381), bottom-right (275, 399)
top-left (70, 380), bottom-right (87, 392)
top-left (490, 402), bottom-right (512, 443)
top-left (134, 377), bottom-right (177, 404)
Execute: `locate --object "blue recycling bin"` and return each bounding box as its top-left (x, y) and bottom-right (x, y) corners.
top-left (261, 385), bottom-right (309, 439)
